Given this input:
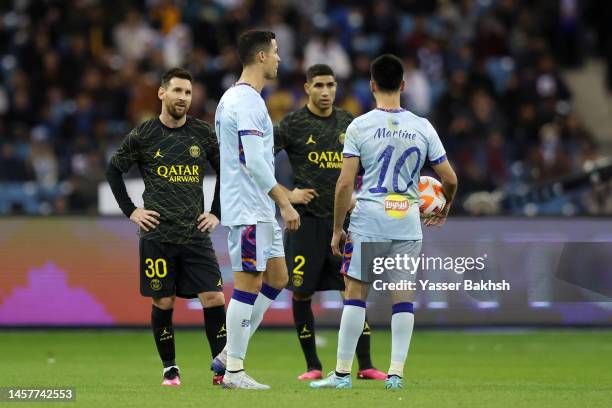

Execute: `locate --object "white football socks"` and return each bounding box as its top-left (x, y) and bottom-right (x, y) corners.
top-left (335, 300), bottom-right (366, 374)
top-left (248, 283), bottom-right (282, 339)
top-left (389, 302), bottom-right (415, 378)
top-left (225, 290), bottom-right (257, 371)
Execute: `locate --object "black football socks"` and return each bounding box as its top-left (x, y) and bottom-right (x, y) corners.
top-left (203, 305), bottom-right (227, 358)
top-left (152, 305), bottom-right (176, 368)
top-left (293, 297), bottom-right (322, 371)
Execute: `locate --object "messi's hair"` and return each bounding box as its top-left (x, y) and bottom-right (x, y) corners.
top-left (237, 30), bottom-right (276, 65)
top-left (370, 54), bottom-right (404, 92)
top-left (306, 64), bottom-right (335, 82)
top-left (161, 68), bottom-right (192, 87)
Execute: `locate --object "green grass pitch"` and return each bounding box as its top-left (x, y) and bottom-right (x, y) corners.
top-left (2, 329), bottom-right (612, 407)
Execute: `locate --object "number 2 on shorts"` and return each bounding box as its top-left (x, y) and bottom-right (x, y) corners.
top-left (293, 255), bottom-right (305, 276)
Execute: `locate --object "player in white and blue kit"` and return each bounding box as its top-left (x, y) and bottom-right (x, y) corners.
top-left (213, 30), bottom-right (300, 390)
top-left (311, 54), bottom-right (458, 390)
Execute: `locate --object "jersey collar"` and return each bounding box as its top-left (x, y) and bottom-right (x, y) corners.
top-left (157, 115), bottom-right (190, 130)
top-left (304, 104), bottom-right (335, 120)
top-left (234, 82), bottom-right (258, 92)
top-left (376, 107), bottom-right (406, 113)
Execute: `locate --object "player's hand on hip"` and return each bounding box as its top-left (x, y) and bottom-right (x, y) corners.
top-left (331, 229), bottom-right (347, 257)
top-left (289, 188), bottom-right (319, 205)
top-left (130, 208), bottom-right (160, 231)
top-left (197, 212), bottom-right (219, 232)
top-left (280, 203), bottom-right (300, 231)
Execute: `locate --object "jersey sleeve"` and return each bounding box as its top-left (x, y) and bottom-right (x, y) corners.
top-left (342, 109), bottom-right (356, 123)
top-left (203, 126), bottom-right (220, 174)
top-left (273, 115), bottom-right (290, 154)
top-left (236, 100), bottom-right (266, 138)
top-left (342, 121), bottom-right (361, 158)
top-left (241, 134), bottom-right (278, 193)
top-left (203, 126), bottom-right (221, 219)
top-left (111, 128), bottom-right (141, 172)
top-left (425, 119), bottom-right (447, 164)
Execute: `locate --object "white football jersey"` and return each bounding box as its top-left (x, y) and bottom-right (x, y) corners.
top-left (343, 108), bottom-right (446, 240)
top-left (215, 83), bottom-right (276, 226)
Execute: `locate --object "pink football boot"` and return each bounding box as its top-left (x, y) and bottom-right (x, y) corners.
top-left (297, 369), bottom-right (323, 380)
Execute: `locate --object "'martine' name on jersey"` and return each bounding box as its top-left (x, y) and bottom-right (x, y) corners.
top-left (215, 83), bottom-right (275, 226)
top-left (343, 108), bottom-right (446, 240)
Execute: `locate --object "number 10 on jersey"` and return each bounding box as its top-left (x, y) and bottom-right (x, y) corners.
top-left (369, 145), bottom-right (421, 194)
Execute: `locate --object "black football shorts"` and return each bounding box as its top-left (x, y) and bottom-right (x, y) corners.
top-left (285, 215), bottom-right (345, 294)
top-left (139, 237), bottom-right (222, 298)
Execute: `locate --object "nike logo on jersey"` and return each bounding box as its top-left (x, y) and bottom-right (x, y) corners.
top-left (154, 149), bottom-right (163, 159)
top-left (306, 135), bottom-right (316, 145)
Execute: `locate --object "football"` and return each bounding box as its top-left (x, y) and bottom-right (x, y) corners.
top-left (418, 176), bottom-right (446, 215)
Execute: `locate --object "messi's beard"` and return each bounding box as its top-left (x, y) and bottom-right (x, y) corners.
top-left (166, 102), bottom-right (188, 120)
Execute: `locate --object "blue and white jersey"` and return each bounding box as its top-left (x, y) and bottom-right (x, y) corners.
top-left (215, 83), bottom-right (276, 226)
top-left (343, 108), bottom-right (446, 240)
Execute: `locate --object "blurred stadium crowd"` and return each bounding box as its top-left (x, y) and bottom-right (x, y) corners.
top-left (0, 0), bottom-right (611, 215)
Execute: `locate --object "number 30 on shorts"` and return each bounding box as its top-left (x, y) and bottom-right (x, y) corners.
top-left (145, 258), bottom-right (168, 278)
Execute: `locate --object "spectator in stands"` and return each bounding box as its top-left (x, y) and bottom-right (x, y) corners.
top-left (113, 8), bottom-right (158, 61)
top-left (0, 0), bottom-right (605, 215)
top-left (401, 55), bottom-right (431, 116)
top-left (304, 28), bottom-right (352, 80)
top-left (28, 129), bottom-right (58, 189)
top-left (0, 143), bottom-right (33, 182)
